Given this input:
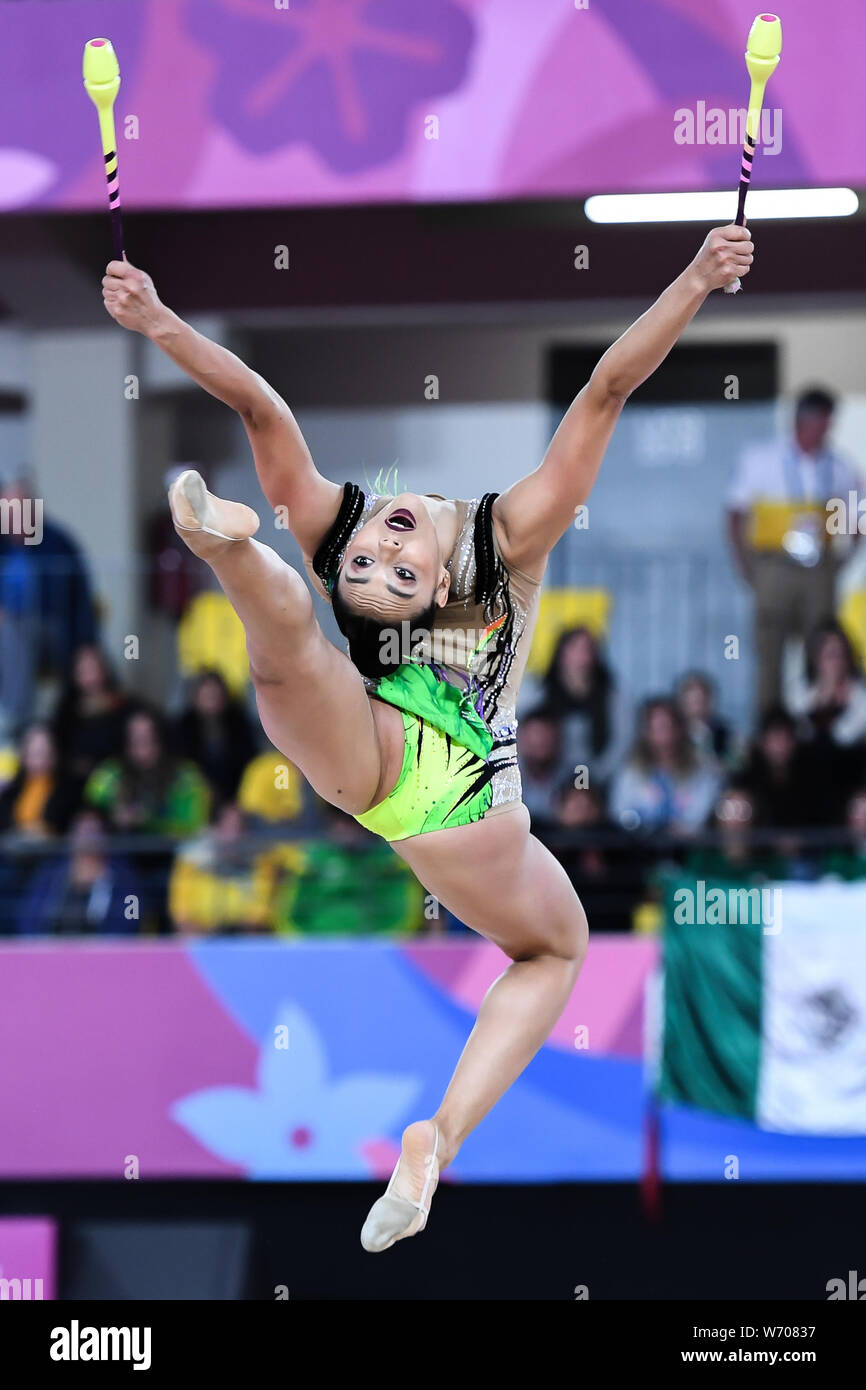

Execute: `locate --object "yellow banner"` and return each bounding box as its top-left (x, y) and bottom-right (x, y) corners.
top-left (749, 499), bottom-right (827, 552)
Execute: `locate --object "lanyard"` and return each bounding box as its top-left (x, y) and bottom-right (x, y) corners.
top-left (782, 444), bottom-right (833, 503)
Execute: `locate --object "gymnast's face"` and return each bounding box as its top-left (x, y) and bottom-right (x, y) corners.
top-left (337, 495), bottom-right (450, 621)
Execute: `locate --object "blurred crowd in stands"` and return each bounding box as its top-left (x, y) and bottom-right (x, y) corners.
top-left (1, 616), bottom-right (866, 937)
top-left (3, 401), bottom-right (866, 937)
top-left (0, 649), bottom-right (424, 938)
top-left (518, 622), bottom-right (866, 931)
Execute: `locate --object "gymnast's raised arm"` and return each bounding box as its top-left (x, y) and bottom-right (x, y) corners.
top-left (101, 258), bottom-right (342, 556)
top-left (492, 223), bottom-right (754, 579)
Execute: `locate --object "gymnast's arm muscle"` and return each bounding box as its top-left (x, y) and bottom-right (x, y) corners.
top-left (102, 258), bottom-right (342, 555)
top-left (149, 312), bottom-right (342, 555)
top-left (493, 225), bottom-right (753, 577)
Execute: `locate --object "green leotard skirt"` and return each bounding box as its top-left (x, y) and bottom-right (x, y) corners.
top-left (354, 663), bottom-right (497, 842)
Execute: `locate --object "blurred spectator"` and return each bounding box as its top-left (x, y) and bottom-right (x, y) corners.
top-left (823, 789), bottom-right (866, 879)
top-left (0, 742), bottom-right (17, 791)
top-left (172, 670), bottom-right (258, 802)
top-left (0, 469), bottom-right (98, 732)
top-left (85, 708), bottom-right (210, 837)
top-left (0, 721), bottom-right (84, 932)
top-left (738, 706), bottom-right (820, 828)
top-left (16, 809), bottom-right (142, 936)
top-left (685, 786), bottom-right (786, 882)
top-left (52, 644), bottom-right (130, 780)
top-left (609, 697), bottom-right (720, 836)
top-left (539, 627), bottom-right (629, 787)
top-left (0, 722), bottom-right (81, 838)
top-left (271, 803), bottom-right (425, 935)
top-left (169, 802), bottom-right (273, 934)
top-left (785, 622), bottom-right (866, 822)
top-left (518, 707), bottom-right (564, 829)
top-left (726, 387), bottom-right (858, 713)
top-left (787, 621), bottom-right (866, 745)
top-left (237, 745), bottom-right (305, 827)
top-left (676, 670), bottom-right (731, 764)
top-left (543, 782), bottom-right (642, 931)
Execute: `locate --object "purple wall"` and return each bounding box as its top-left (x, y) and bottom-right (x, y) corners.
top-left (1, 1), bottom-right (860, 213)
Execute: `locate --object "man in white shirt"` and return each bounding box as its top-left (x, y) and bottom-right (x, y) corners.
top-left (727, 387), bottom-right (858, 714)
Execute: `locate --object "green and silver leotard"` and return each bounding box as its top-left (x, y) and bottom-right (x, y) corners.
top-left (355, 662), bottom-right (498, 840)
top-left (310, 487), bottom-right (541, 842)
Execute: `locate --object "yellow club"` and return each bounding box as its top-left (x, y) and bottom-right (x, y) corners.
top-left (744, 14), bottom-right (783, 141)
top-left (83, 37), bottom-right (120, 112)
top-left (82, 38), bottom-right (125, 260)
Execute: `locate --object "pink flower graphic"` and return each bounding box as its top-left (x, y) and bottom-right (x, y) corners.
top-left (188, 0), bottom-right (475, 174)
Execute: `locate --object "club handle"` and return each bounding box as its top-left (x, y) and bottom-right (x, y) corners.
top-left (724, 141), bottom-right (752, 295)
top-left (110, 208), bottom-right (125, 261)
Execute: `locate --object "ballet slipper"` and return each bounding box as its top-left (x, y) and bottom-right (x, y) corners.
top-left (168, 469), bottom-right (260, 552)
top-left (360, 1120), bottom-right (441, 1253)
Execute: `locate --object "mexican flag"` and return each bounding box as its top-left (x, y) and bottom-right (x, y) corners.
top-left (656, 878), bottom-right (866, 1134)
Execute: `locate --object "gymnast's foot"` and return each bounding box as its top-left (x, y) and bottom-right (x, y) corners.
top-left (360, 1119), bottom-right (443, 1253)
top-left (168, 469), bottom-right (260, 557)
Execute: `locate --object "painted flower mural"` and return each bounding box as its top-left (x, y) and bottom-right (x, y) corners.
top-left (171, 1003), bottom-right (422, 1177)
top-left (186, 0), bottom-right (475, 174)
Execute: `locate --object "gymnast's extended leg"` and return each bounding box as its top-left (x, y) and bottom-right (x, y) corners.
top-left (168, 471), bottom-right (400, 814)
top-left (361, 819), bottom-right (587, 1250)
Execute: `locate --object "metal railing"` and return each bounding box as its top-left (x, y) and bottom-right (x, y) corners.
top-left (0, 823), bottom-right (862, 937)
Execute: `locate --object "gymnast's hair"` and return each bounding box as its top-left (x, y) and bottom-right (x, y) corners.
top-left (331, 583), bottom-right (439, 680)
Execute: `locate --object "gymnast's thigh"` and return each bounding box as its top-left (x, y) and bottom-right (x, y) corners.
top-left (251, 630), bottom-right (405, 816)
top-left (395, 806), bottom-right (587, 961)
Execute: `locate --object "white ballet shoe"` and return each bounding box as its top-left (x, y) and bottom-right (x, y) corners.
top-left (168, 469), bottom-right (259, 543)
top-left (360, 1121), bottom-right (440, 1254)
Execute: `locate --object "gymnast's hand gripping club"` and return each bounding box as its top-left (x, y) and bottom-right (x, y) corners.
top-left (83, 37), bottom-right (125, 261)
top-left (724, 13), bottom-right (782, 294)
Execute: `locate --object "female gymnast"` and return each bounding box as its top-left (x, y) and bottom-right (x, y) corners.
top-left (102, 222), bottom-right (753, 1251)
